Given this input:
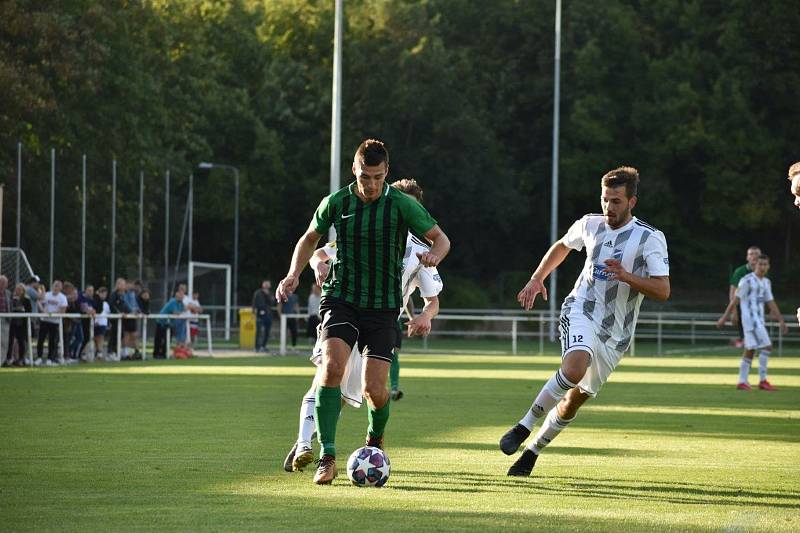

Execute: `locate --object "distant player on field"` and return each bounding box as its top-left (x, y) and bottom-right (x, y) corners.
top-left (283, 179), bottom-right (444, 473)
top-left (717, 254), bottom-right (788, 391)
top-left (499, 166), bottom-right (670, 477)
top-left (276, 140), bottom-right (450, 485)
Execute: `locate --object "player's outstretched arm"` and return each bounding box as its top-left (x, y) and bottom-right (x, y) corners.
top-left (277, 225), bottom-right (323, 302)
top-left (406, 295), bottom-right (439, 337)
top-left (417, 225), bottom-right (450, 267)
top-left (517, 241), bottom-right (572, 310)
top-left (717, 297), bottom-right (739, 328)
top-left (602, 259), bottom-right (670, 301)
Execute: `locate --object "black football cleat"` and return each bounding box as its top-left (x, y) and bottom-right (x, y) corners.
top-left (499, 423), bottom-right (531, 455)
top-left (507, 449), bottom-right (538, 477)
top-left (283, 442), bottom-right (298, 473)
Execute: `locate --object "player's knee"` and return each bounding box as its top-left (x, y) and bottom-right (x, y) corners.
top-left (363, 384), bottom-right (387, 406)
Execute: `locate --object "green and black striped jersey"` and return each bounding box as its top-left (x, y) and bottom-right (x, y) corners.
top-left (311, 182), bottom-right (437, 310)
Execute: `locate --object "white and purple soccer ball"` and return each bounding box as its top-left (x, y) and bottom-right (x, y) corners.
top-left (346, 446), bottom-right (391, 487)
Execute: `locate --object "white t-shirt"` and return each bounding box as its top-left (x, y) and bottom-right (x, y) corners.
top-left (96, 301), bottom-right (111, 327)
top-left (307, 292), bottom-right (321, 318)
top-left (182, 296), bottom-right (200, 325)
top-left (41, 291), bottom-right (68, 324)
top-left (400, 233), bottom-right (443, 315)
top-left (561, 214), bottom-right (669, 351)
top-left (737, 273), bottom-right (773, 329)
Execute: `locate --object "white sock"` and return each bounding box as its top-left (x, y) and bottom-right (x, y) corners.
top-left (527, 407), bottom-right (575, 454)
top-left (738, 357), bottom-right (752, 384)
top-left (758, 350), bottom-right (770, 382)
top-left (297, 385), bottom-right (316, 449)
top-left (519, 369), bottom-right (576, 430)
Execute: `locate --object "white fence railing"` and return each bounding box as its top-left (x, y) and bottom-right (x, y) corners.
top-left (0, 313), bottom-right (213, 366)
top-left (277, 311), bottom-right (799, 356)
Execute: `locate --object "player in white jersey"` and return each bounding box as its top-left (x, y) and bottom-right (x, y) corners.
top-left (284, 180), bottom-right (443, 472)
top-left (788, 163), bottom-right (800, 326)
top-left (717, 254), bottom-right (788, 391)
top-left (499, 166), bottom-right (671, 477)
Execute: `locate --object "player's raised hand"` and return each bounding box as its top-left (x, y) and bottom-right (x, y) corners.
top-left (276, 275), bottom-right (298, 302)
top-left (406, 313), bottom-right (432, 337)
top-left (313, 262), bottom-right (330, 287)
top-left (602, 258), bottom-right (629, 282)
top-left (416, 251), bottom-right (440, 267)
top-left (716, 316), bottom-right (727, 329)
top-left (517, 278), bottom-right (547, 310)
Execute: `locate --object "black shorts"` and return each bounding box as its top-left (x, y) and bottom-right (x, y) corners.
top-left (122, 318), bottom-right (138, 333)
top-left (318, 297), bottom-right (398, 363)
top-left (395, 318), bottom-right (403, 350)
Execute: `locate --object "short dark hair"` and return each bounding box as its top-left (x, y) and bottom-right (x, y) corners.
top-left (391, 178), bottom-right (423, 202)
top-left (758, 254), bottom-right (770, 262)
top-left (355, 139), bottom-right (389, 167)
top-left (601, 166), bottom-right (639, 199)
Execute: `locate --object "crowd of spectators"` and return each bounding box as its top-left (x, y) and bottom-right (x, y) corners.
top-left (0, 276), bottom-right (202, 367)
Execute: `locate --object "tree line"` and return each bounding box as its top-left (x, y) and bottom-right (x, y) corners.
top-left (1, 0), bottom-right (798, 309)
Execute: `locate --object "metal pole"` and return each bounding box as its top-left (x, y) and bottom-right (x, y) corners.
top-left (111, 159), bottom-right (117, 284)
top-left (50, 148), bottom-right (55, 284)
top-left (188, 173), bottom-right (193, 272)
top-left (233, 168), bottom-right (239, 313)
top-left (548, 0), bottom-right (562, 342)
top-left (329, 0), bottom-right (343, 241)
top-left (138, 169), bottom-right (144, 281)
top-left (16, 142), bottom-right (21, 283)
top-left (81, 154), bottom-right (87, 289)
top-left (164, 170), bottom-right (170, 301)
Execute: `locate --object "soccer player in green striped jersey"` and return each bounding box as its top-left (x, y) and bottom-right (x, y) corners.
top-left (276, 139), bottom-right (450, 484)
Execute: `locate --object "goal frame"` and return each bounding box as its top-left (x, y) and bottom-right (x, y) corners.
top-left (188, 261), bottom-right (231, 340)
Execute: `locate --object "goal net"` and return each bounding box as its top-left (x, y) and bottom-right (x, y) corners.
top-left (0, 247), bottom-right (37, 287)
top-left (188, 261), bottom-right (231, 340)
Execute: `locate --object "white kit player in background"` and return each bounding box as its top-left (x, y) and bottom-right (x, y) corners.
top-left (499, 166), bottom-right (671, 477)
top-left (717, 254), bottom-right (788, 391)
top-left (284, 231), bottom-right (443, 473)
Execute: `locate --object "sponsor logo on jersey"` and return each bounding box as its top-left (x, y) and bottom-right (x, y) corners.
top-left (593, 264), bottom-right (612, 280)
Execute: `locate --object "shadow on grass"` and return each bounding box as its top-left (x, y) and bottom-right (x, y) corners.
top-left (393, 470), bottom-right (800, 509)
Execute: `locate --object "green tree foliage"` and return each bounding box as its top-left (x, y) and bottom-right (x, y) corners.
top-left (1, 0), bottom-right (797, 307)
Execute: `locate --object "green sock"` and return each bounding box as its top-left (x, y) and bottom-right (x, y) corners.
top-left (390, 351), bottom-right (400, 391)
top-left (315, 385), bottom-right (342, 458)
top-left (368, 399), bottom-right (391, 439)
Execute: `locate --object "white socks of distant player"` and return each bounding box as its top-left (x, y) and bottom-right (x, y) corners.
top-left (738, 357), bottom-right (752, 384)
top-left (519, 369), bottom-right (576, 431)
top-left (526, 407), bottom-right (575, 455)
top-left (296, 386), bottom-right (316, 450)
top-left (758, 350), bottom-right (770, 382)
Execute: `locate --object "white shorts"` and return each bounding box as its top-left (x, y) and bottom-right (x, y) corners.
top-left (742, 321), bottom-right (771, 350)
top-left (311, 335), bottom-right (364, 408)
top-left (559, 312), bottom-right (624, 397)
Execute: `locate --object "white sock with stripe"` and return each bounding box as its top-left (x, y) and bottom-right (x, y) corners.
top-left (758, 350), bottom-right (770, 382)
top-left (297, 386), bottom-right (316, 449)
top-left (519, 369), bottom-right (576, 430)
top-left (527, 407), bottom-right (575, 454)
top-left (738, 357), bottom-right (752, 384)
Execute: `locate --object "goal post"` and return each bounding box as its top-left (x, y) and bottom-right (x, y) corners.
top-left (188, 261), bottom-right (231, 340)
top-left (0, 247), bottom-right (36, 286)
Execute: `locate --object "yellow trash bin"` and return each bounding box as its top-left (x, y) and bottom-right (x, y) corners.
top-left (239, 308), bottom-right (256, 350)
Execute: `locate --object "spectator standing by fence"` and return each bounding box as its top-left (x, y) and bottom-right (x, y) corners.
top-left (154, 287), bottom-right (185, 359)
top-left (4, 283), bottom-right (31, 366)
top-left (108, 278), bottom-right (130, 360)
top-left (307, 284), bottom-right (321, 341)
top-left (0, 275), bottom-right (11, 365)
top-left (93, 287), bottom-right (110, 360)
top-left (253, 280), bottom-right (275, 352)
top-left (36, 280), bottom-right (67, 366)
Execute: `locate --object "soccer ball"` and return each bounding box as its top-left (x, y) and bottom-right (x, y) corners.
top-left (346, 446), bottom-right (391, 487)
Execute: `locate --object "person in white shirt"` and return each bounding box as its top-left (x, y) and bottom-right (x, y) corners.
top-left (718, 254), bottom-right (788, 391)
top-left (500, 166), bottom-right (670, 477)
top-left (36, 280), bottom-right (68, 366)
top-left (306, 284), bottom-right (322, 341)
top-left (182, 290), bottom-right (202, 345)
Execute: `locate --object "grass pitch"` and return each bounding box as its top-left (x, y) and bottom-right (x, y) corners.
top-left (1, 352), bottom-right (798, 531)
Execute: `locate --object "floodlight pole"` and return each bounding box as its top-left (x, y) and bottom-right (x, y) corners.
top-left (50, 148), bottom-right (55, 285)
top-left (548, 0), bottom-right (562, 342)
top-left (16, 142), bottom-right (21, 282)
top-left (198, 162), bottom-right (240, 312)
top-left (329, 0), bottom-right (343, 241)
top-left (111, 159), bottom-right (117, 284)
top-left (138, 169), bottom-right (144, 281)
top-left (81, 154), bottom-right (87, 289)
top-left (164, 170), bottom-right (170, 301)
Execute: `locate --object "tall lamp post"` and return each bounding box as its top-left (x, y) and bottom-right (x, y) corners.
top-left (198, 162), bottom-right (240, 313)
